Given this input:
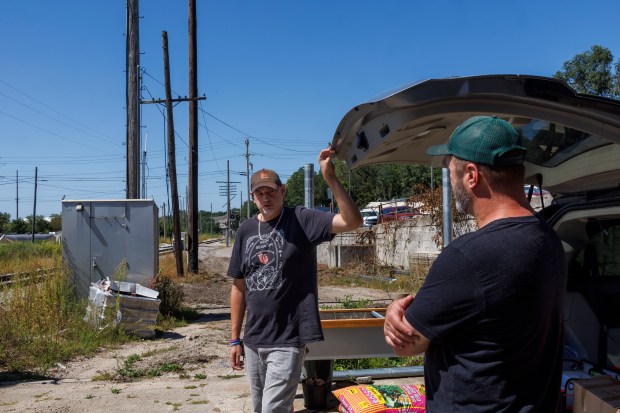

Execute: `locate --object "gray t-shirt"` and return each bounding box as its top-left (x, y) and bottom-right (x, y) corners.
top-left (227, 206), bottom-right (335, 347)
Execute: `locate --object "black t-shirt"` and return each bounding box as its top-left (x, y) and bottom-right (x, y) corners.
top-left (406, 215), bottom-right (566, 412)
top-left (227, 206), bottom-right (335, 347)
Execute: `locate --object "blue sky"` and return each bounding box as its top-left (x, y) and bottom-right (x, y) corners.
top-left (1, 1), bottom-right (619, 218)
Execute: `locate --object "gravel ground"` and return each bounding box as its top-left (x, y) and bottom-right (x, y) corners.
top-left (0, 241), bottom-right (423, 413)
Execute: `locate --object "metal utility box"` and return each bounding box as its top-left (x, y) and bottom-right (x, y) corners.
top-left (62, 199), bottom-right (159, 299)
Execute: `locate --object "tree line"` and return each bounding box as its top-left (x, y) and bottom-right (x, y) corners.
top-left (0, 213), bottom-right (61, 235)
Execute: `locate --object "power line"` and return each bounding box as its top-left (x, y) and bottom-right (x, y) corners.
top-left (0, 79), bottom-right (121, 144)
top-left (0, 108), bottom-right (118, 154)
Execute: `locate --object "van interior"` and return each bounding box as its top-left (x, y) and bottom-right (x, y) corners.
top-left (555, 205), bottom-right (620, 376)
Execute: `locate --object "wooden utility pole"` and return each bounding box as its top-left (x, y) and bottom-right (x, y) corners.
top-left (126, 0), bottom-right (140, 199)
top-left (187, 0), bottom-right (199, 273)
top-left (163, 31), bottom-right (184, 276)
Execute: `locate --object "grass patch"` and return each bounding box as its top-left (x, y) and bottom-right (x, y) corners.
top-left (319, 258), bottom-right (430, 297)
top-left (0, 243), bottom-right (195, 377)
top-left (0, 241), bottom-right (61, 274)
top-left (99, 349), bottom-right (187, 382)
top-left (165, 401), bottom-right (182, 410)
top-left (190, 400), bottom-right (210, 405)
top-left (334, 355), bottom-right (424, 371)
top-left (152, 261), bottom-right (203, 328)
top-left (0, 251), bottom-right (130, 375)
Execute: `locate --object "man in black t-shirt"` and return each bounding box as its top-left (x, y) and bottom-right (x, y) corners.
top-left (228, 147), bottom-right (362, 413)
top-left (384, 116), bottom-right (567, 412)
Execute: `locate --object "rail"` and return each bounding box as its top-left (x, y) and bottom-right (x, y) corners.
top-left (1, 238), bottom-right (226, 285)
top-left (158, 238), bottom-right (224, 255)
top-left (0, 268), bottom-right (56, 286)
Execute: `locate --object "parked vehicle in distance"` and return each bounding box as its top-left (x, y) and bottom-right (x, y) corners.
top-left (378, 205), bottom-right (419, 223)
top-left (331, 74), bottom-right (620, 408)
top-left (360, 208), bottom-right (378, 227)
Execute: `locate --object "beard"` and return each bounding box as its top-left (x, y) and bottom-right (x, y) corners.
top-left (452, 178), bottom-right (471, 215)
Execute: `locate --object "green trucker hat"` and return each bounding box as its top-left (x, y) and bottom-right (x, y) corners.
top-left (426, 116), bottom-right (526, 166)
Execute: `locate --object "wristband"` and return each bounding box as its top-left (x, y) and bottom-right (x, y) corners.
top-left (229, 338), bottom-right (242, 347)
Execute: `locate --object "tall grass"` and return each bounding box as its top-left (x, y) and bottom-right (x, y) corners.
top-left (0, 242), bottom-right (129, 375)
top-left (151, 253), bottom-right (202, 331)
top-left (319, 258), bottom-right (430, 297)
top-left (0, 241), bottom-right (61, 274)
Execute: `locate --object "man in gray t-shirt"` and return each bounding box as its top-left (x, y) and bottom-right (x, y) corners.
top-left (228, 147), bottom-right (362, 413)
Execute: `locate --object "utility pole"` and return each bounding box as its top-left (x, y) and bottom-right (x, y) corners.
top-left (304, 163), bottom-right (314, 209)
top-left (15, 170), bottom-right (19, 219)
top-left (141, 133), bottom-right (148, 197)
top-left (185, 186), bottom-right (189, 232)
top-left (126, 0), bottom-right (140, 199)
top-left (217, 162), bottom-right (239, 246)
top-left (442, 167), bottom-right (453, 247)
top-left (162, 203), bottom-right (166, 239)
top-left (187, 0), bottom-right (199, 273)
top-left (245, 138), bottom-right (251, 219)
top-left (163, 31), bottom-right (184, 276)
top-left (31, 167), bottom-right (37, 243)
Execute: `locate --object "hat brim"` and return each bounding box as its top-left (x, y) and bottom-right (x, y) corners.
top-left (426, 143), bottom-right (451, 157)
top-left (251, 182), bottom-right (280, 193)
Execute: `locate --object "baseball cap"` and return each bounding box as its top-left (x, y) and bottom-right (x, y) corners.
top-left (426, 116), bottom-right (526, 166)
top-left (251, 169), bottom-right (282, 192)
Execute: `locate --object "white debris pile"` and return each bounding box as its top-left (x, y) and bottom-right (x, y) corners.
top-left (85, 277), bottom-right (161, 339)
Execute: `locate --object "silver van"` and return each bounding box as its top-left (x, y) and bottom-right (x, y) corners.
top-left (331, 74), bottom-right (620, 407)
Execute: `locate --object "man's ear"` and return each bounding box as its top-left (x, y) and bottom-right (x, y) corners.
top-left (465, 163), bottom-right (480, 188)
top-left (280, 184), bottom-right (286, 195)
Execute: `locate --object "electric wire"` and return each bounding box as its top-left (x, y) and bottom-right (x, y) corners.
top-left (0, 79), bottom-right (120, 144)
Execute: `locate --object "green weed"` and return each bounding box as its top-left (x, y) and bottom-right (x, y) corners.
top-left (0, 255), bottom-right (129, 374)
top-left (190, 400), bottom-right (210, 405)
top-left (334, 355), bottom-right (424, 371)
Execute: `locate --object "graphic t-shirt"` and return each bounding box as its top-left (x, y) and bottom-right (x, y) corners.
top-left (227, 206), bottom-right (335, 347)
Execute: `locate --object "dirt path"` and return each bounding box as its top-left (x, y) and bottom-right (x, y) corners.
top-left (0, 241), bottom-right (422, 413)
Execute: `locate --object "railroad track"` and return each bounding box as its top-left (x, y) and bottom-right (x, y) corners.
top-left (158, 238), bottom-right (224, 255)
top-left (1, 239), bottom-right (226, 285)
top-left (0, 268), bottom-right (56, 286)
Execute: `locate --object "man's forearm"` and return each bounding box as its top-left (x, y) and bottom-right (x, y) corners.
top-left (230, 279), bottom-right (245, 339)
top-left (330, 178), bottom-right (360, 224)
